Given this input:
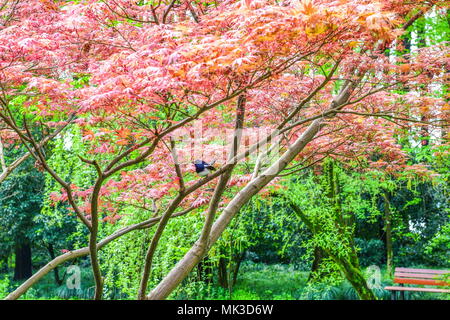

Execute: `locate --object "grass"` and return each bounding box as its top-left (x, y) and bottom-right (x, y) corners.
top-left (229, 263), bottom-right (308, 299)
top-left (0, 266), bottom-right (95, 300)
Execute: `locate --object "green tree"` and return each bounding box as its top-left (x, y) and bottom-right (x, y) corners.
top-left (0, 158), bottom-right (45, 280)
top-left (283, 160), bottom-right (384, 300)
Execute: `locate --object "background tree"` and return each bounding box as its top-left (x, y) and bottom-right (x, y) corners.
top-left (0, 157), bottom-right (44, 280)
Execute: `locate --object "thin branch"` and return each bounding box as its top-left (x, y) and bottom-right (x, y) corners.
top-left (162, 0), bottom-right (177, 24)
top-left (21, 116), bottom-right (92, 230)
top-left (169, 137), bottom-right (185, 191)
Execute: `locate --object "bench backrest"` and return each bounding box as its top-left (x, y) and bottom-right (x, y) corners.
top-left (394, 267), bottom-right (450, 287)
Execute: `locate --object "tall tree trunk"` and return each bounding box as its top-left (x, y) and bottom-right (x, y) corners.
top-left (14, 242), bottom-right (32, 281)
top-left (231, 250), bottom-right (246, 287)
top-left (290, 176), bottom-right (330, 282)
top-left (217, 249), bottom-right (245, 289)
top-left (382, 192), bottom-right (394, 277)
top-left (217, 256), bottom-right (228, 289)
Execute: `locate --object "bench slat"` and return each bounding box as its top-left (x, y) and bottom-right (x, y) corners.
top-left (385, 286), bottom-right (450, 293)
top-left (394, 272), bottom-right (448, 279)
top-left (395, 267), bottom-right (450, 275)
top-left (394, 277), bottom-right (449, 286)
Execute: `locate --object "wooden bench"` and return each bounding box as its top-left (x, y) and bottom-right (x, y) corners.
top-left (385, 267), bottom-right (450, 300)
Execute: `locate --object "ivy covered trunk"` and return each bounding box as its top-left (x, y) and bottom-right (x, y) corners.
top-left (196, 257), bottom-right (213, 284)
top-left (308, 247), bottom-right (329, 281)
top-left (333, 255), bottom-right (377, 300)
top-left (217, 249), bottom-right (246, 290)
top-left (291, 159), bottom-right (377, 300)
top-left (325, 160), bottom-right (376, 300)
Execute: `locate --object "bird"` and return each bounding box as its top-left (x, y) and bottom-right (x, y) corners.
top-left (193, 159), bottom-right (216, 177)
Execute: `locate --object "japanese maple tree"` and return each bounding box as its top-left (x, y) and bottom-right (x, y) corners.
top-left (2, 0), bottom-right (449, 300)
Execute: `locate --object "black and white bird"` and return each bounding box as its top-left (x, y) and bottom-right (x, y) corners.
top-left (193, 159), bottom-right (216, 177)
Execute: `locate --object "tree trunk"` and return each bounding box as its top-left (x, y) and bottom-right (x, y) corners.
top-left (290, 191), bottom-right (376, 300)
top-left (47, 244), bottom-right (62, 285)
top-left (231, 250), bottom-right (245, 287)
top-left (148, 118), bottom-right (327, 300)
top-left (196, 256), bottom-right (213, 284)
top-left (382, 192), bottom-right (394, 277)
top-left (217, 256), bottom-right (228, 289)
top-left (13, 242), bottom-right (32, 281)
top-left (308, 247), bottom-right (329, 282)
top-left (334, 256), bottom-right (377, 300)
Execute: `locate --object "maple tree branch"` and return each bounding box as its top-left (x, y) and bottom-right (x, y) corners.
top-left (138, 95), bottom-right (247, 299)
top-left (162, 0), bottom-right (177, 24)
top-left (334, 111), bottom-right (450, 127)
top-left (186, 1), bottom-right (199, 23)
top-left (137, 191), bottom-right (187, 299)
top-left (402, 9), bottom-right (426, 31)
top-left (169, 137), bottom-right (185, 192)
top-left (0, 0), bottom-right (20, 27)
top-left (0, 136), bottom-right (7, 172)
top-left (278, 59), bottom-right (341, 130)
top-left (277, 154), bottom-right (328, 177)
top-left (147, 67), bottom-right (363, 300)
top-left (0, 114), bottom-right (75, 184)
top-left (0, 111), bottom-right (31, 144)
top-left (198, 95), bottom-right (246, 249)
top-left (87, 175), bottom-right (106, 299)
top-left (0, 150), bottom-right (28, 184)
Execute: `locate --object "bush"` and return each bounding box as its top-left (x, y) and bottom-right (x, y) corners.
top-left (355, 238), bottom-right (385, 267)
top-left (0, 275), bottom-right (10, 299)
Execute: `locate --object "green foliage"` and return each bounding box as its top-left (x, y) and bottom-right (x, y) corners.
top-left (232, 198), bottom-right (309, 266)
top-left (101, 205), bottom-right (208, 299)
top-left (389, 182), bottom-right (450, 267)
top-left (0, 275), bottom-right (10, 299)
top-left (411, 11), bottom-right (450, 45)
top-left (424, 220), bottom-right (450, 265)
top-left (39, 126), bottom-right (96, 250)
top-left (355, 238), bottom-right (385, 267)
top-left (0, 156), bottom-right (45, 256)
top-left (301, 280), bottom-right (390, 300)
top-left (281, 161), bottom-right (384, 284)
top-left (229, 263), bottom-right (307, 299)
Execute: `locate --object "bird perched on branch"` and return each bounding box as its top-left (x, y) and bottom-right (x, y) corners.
top-left (193, 159), bottom-right (216, 177)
